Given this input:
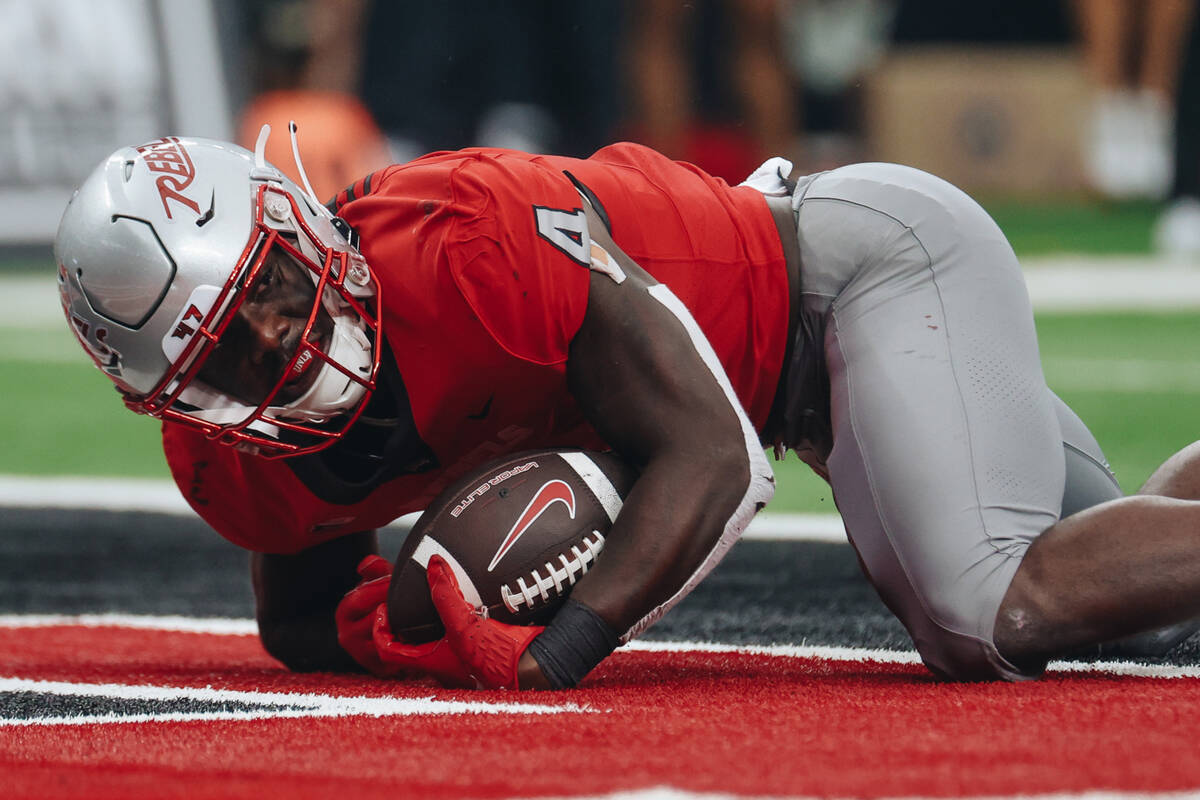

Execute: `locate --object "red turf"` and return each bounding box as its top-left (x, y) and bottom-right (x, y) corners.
top-left (0, 625), bottom-right (1198, 799)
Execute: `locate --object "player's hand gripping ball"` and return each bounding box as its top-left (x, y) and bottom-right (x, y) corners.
top-left (386, 449), bottom-right (637, 643)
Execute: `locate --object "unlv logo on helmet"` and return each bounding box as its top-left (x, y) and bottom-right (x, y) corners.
top-left (136, 137), bottom-right (200, 220)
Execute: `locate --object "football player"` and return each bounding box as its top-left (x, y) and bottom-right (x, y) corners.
top-left (56, 128), bottom-right (1200, 689)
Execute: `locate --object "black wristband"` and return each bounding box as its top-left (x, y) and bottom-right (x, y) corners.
top-left (527, 599), bottom-right (620, 689)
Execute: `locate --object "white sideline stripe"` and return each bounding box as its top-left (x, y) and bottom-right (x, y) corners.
top-left (11, 258), bottom-right (1200, 330)
top-left (2, 614), bottom-right (1198, 681)
top-left (0, 475), bottom-right (197, 515)
top-left (627, 639), bottom-right (1200, 680)
top-left (524, 789), bottom-right (1200, 800)
top-left (0, 614), bottom-right (258, 634)
top-left (0, 475), bottom-right (849, 543)
top-left (1022, 256), bottom-right (1200, 311)
top-left (9, 259), bottom-right (1200, 368)
top-left (0, 676), bottom-right (592, 727)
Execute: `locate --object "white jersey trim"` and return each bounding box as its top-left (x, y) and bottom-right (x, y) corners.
top-left (619, 284), bottom-right (776, 642)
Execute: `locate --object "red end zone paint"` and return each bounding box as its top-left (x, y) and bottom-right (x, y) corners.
top-left (1, 625), bottom-right (1200, 799)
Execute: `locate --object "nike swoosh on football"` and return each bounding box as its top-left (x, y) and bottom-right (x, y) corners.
top-left (487, 480), bottom-right (576, 573)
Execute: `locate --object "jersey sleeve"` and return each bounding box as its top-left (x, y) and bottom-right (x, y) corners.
top-left (441, 153), bottom-right (593, 366)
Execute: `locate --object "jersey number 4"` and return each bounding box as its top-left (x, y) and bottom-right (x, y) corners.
top-left (533, 206), bottom-right (589, 266)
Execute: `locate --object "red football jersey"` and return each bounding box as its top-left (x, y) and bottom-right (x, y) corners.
top-left (163, 143), bottom-right (789, 552)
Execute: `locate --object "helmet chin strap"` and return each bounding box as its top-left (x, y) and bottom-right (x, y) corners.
top-left (176, 313), bottom-right (371, 430)
top-left (283, 317), bottom-right (373, 423)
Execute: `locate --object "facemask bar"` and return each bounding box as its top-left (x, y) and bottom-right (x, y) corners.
top-left (127, 180), bottom-right (382, 458)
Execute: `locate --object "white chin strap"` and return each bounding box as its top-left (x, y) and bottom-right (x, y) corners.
top-left (283, 316), bottom-right (373, 423)
top-left (176, 314), bottom-right (372, 433)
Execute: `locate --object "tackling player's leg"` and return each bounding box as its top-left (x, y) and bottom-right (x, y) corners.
top-left (995, 442), bottom-right (1200, 670)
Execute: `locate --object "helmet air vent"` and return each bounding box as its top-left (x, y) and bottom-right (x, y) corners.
top-left (77, 216), bottom-right (177, 329)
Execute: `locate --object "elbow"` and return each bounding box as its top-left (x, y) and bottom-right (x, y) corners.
top-left (707, 432), bottom-right (775, 509)
top-left (657, 438), bottom-right (773, 530)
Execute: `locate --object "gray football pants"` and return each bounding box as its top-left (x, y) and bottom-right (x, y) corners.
top-left (786, 163), bottom-right (1121, 680)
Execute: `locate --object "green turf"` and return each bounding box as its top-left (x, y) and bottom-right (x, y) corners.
top-left (981, 199), bottom-right (1159, 256)
top-left (5, 309), bottom-right (1196, 514)
top-left (4, 360), bottom-right (167, 477)
top-left (1035, 312), bottom-right (1200, 361)
top-left (0, 198), bottom-right (1160, 284)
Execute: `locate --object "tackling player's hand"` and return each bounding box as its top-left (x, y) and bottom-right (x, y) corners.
top-left (425, 554), bottom-right (547, 690)
top-left (334, 555), bottom-right (400, 677)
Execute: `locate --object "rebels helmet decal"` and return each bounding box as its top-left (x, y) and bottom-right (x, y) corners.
top-left (55, 128), bottom-right (384, 458)
top-left (135, 137), bottom-right (201, 221)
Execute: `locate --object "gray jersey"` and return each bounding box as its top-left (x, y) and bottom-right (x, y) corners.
top-left (774, 162), bottom-right (1120, 680)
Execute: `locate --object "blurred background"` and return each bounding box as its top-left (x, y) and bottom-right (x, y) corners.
top-left (2, 0), bottom-right (1200, 514)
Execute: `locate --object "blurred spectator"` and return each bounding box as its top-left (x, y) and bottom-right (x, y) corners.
top-left (625, 0), bottom-right (801, 183)
top-left (1071, 0), bottom-right (1195, 200)
top-left (623, 1), bottom-right (900, 183)
top-left (236, 90), bottom-right (391, 201)
top-left (1154, 6), bottom-right (1200, 257)
top-left (309, 1), bottom-right (617, 161)
top-left (777, 0), bottom-right (897, 171)
top-left (890, 0), bottom-right (1071, 43)
top-left (235, 0), bottom-right (619, 195)
top-left (232, 0), bottom-right (391, 199)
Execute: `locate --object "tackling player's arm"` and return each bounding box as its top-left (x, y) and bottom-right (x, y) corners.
top-left (517, 199), bottom-right (776, 688)
top-left (251, 529), bottom-right (379, 672)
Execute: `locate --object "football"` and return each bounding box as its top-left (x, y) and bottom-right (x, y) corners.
top-left (386, 449), bottom-right (638, 643)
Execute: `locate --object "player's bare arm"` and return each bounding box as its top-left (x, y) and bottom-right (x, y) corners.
top-left (995, 450), bottom-right (1200, 672)
top-left (516, 200), bottom-right (776, 688)
top-left (252, 529), bottom-right (378, 672)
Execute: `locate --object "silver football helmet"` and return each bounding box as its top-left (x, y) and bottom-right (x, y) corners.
top-left (55, 126), bottom-right (383, 457)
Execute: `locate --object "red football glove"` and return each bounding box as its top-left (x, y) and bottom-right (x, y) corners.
top-left (372, 605), bottom-right (476, 688)
top-left (426, 555), bottom-right (545, 690)
top-left (334, 555), bottom-right (399, 677)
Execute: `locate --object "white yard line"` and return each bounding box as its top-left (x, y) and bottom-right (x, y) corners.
top-left (526, 789), bottom-right (1200, 800)
top-left (0, 474), bottom-right (849, 542)
top-left (0, 275), bottom-right (66, 328)
top-left (0, 612), bottom-right (1195, 681)
top-left (0, 675), bottom-right (593, 726)
top-left (9, 256), bottom-right (1200, 334)
top-left (1021, 255), bottom-right (1200, 311)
